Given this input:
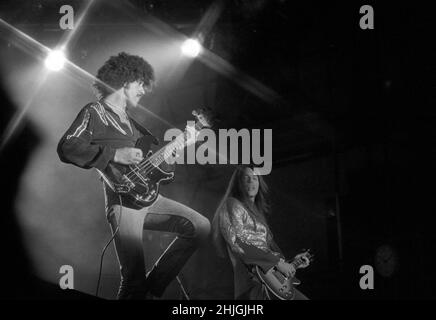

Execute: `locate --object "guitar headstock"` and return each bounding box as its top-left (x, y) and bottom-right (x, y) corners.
top-left (192, 108), bottom-right (214, 129)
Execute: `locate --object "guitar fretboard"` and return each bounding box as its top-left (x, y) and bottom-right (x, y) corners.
top-left (139, 122), bottom-right (203, 172)
top-left (291, 254), bottom-right (309, 269)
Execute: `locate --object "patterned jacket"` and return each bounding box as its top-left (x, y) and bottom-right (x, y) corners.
top-left (217, 197), bottom-right (283, 298)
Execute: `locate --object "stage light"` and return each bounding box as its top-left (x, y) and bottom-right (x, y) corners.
top-left (44, 50), bottom-right (66, 71)
top-left (181, 39), bottom-right (202, 58)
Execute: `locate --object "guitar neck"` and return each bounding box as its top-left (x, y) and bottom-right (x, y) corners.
top-left (291, 256), bottom-right (307, 270)
top-left (150, 134), bottom-right (185, 167)
top-left (145, 122), bottom-right (203, 168)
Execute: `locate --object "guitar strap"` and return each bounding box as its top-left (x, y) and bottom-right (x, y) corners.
top-left (263, 285), bottom-right (272, 300)
top-left (130, 117), bottom-right (159, 146)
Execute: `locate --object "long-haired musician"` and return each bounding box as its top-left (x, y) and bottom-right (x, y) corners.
top-left (212, 165), bottom-right (309, 300)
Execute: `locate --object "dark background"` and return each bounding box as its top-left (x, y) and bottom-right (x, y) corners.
top-left (1, 0), bottom-right (436, 300)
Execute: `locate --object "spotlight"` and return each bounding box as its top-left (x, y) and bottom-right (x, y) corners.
top-left (181, 39), bottom-right (202, 58)
top-left (44, 50), bottom-right (66, 71)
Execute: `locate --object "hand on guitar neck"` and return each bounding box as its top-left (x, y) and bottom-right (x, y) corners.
top-left (276, 249), bottom-right (313, 278)
top-left (293, 249), bottom-right (312, 269)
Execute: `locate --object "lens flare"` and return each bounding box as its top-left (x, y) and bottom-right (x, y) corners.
top-left (44, 50), bottom-right (66, 71)
top-left (181, 39), bottom-right (202, 58)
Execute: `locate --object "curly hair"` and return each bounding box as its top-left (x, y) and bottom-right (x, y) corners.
top-left (93, 52), bottom-right (155, 98)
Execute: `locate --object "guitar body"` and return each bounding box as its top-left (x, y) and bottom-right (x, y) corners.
top-left (255, 266), bottom-right (301, 300)
top-left (254, 250), bottom-right (312, 300)
top-left (102, 136), bottom-right (175, 210)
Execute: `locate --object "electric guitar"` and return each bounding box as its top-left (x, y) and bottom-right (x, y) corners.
top-left (255, 250), bottom-right (313, 300)
top-left (97, 108), bottom-right (214, 209)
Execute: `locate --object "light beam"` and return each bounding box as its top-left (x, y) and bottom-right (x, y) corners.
top-left (44, 50), bottom-right (66, 71)
top-left (181, 39), bottom-right (202, 58)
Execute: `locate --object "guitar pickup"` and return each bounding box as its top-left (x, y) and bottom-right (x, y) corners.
top-left (121, 175), bottom-right (135, 188)
top-left (113, 184), bottom-right (131, 193)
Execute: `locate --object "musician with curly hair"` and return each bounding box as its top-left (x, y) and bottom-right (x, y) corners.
top-left (57, 52), bottom-right (210, 299)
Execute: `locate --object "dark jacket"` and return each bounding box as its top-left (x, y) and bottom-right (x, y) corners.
top-left (57, 101), bottom-right (142, 170)
top-left (57, 100), bottom-right (158, 209)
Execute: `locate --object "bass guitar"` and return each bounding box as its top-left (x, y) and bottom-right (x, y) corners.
top-left (97, 108), bottom-right (213, 209)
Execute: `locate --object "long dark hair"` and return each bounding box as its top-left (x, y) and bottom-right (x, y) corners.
top-left (212, 165), bottom-right (270, 257)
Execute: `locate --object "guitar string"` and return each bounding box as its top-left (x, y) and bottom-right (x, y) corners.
top-left (125, 124), bottom-right (193, 179)
top-left (123, 139), bottom-right (179, 182)
top-left (125, 134), bottom-right (185, 181)
top-left (261, 253), bottom-right (310, 300)
top-left (124, 143), bottom-right (183, 184)
top-left (124, 122), bottom-right (202, 181)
